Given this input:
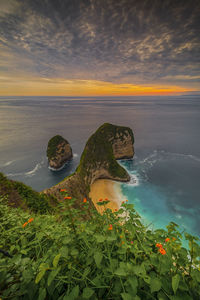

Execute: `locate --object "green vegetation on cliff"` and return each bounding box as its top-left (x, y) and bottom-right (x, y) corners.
top-left (47, 135), bottom-right (67, 159)
top-left (0, 173), bottom-right (57, 213)
top-left (77, 123), bottom-right (133, 181)
top-left (0, 193), bottom-right (199, 300)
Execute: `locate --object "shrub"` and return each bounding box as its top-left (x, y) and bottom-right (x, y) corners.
top-left (0, 194), bottom-right (199, 300)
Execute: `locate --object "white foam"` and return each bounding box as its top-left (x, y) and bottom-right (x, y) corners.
top-left (128, 173), bottom-right (140, 187)
top-left (176, 214), bottom-right (182, 219)
top-left (1, 160), bottom-right (15, 167)
top-left (48, 164), bottom-right (66, 171)
top-left (7, 159), bottom-right (44, 177)
top-left (73, 153), bottom-right (79, 158)
top-left (25, 163), bottom-right (42, 176)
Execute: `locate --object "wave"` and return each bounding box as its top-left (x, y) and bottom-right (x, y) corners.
top-left (137, 150), bottom-right (200, 168)
top-left (6, 159), bottom-right (44, 178)
top-left (24, 162), bottom-right (42, 176)
top-left (0, 160), bottom-right (15, 167)
top-left (128, 173), bottom-right (140, 187)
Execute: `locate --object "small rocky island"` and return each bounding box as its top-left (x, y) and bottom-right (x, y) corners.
top-left (44, 123), bottom-right (134, 205)
top-left (47, 135), bottom-right (73, 170)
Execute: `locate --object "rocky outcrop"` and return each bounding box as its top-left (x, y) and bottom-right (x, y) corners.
top-left (47, 135), bottom-right (73, 170)
top-left (43, 123), bottom-right (134, 203)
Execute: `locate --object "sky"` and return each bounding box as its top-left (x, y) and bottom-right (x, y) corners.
top-left (0, 0), bottom-right (200, 96)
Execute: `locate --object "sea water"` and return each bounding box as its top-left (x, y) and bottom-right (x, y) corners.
top-left (0, 96), bottom-right (199, 237)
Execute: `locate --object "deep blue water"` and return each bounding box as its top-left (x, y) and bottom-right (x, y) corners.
top-left (0, 96), bottom-right (200, 237)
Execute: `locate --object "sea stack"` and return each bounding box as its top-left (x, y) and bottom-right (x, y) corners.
top-left (47, 135), bottom-right (73, 170)
top-left (43, 123), bottom-right (134, 203)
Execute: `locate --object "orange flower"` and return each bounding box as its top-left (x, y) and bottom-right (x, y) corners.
top-left (99, 198), bottom-right (103, 202)
top-left (165, 238), bottom-right (170, 242)
top-left (159, 247), bottom-right (166, 255)
top-left (60, 189), bottom-right (67, 192)
top-left (122, 201), bottom-right (125, 204)
top-left (108, 224), bottom-right (113, 230)
top-left (115, 209), bottom-right (117, 211)
top-left (126, 200), bottom-right (128, 202)
top-left (83, 198), bottom-right (87, 203)
top-left (22, 222), bottom-right (28, 228)
top-left (64, 196), bottom-right (72, 199)
top-left (120, 235), bottom-right (123, 238)
top-left (172, 237), bottom-right (176, 241)
top-left (156, 243), bottom-right (163, 248)
top-left (28, 218), bottom-right (34, 223)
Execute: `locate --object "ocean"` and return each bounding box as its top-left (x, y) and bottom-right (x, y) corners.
top-left (0, 96), bottom-right (200, 237)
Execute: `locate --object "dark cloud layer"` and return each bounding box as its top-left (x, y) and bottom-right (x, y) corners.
top-left (0, 0), bottom-right (200, 87)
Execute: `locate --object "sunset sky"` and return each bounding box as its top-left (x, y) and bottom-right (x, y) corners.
top-left (0, 0), bottom-right (199, 96)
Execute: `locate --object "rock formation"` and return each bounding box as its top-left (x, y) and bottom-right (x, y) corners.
top-left (43, 123), bottom-right (134, 204)
top-left (47, 135), bottom-right (73, 170)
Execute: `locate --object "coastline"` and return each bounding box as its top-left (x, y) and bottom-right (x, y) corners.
top-left (89, 179), bottom-right (126, 213)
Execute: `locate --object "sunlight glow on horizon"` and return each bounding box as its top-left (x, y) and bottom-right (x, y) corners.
top-left (0, 77), bottom-right (194, 96)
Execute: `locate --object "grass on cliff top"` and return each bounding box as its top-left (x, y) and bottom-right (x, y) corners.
top-left (77, 123), bottom-right (134, 180)
top-left (0, 172), bottom-right (57, 213)
top-left (0, 192), bottom-right (200, 300)
top-left (47, 135), bottom-right (68, 160)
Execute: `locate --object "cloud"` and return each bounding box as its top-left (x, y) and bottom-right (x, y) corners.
top-left (0, 0), bottom-right (200, 93)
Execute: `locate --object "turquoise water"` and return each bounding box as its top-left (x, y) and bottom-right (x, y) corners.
top-left (120, 151), bottom-right (200, 238)
top-left (0, 96), bottom-right (199, 238)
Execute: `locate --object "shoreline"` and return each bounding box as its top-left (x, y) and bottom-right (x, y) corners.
top-left (89, 179), bottom-right (126, 213)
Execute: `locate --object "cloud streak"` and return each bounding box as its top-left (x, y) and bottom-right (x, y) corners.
top-left (0, 0), bottom-right (199, 94)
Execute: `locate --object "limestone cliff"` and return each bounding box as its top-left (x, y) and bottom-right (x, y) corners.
top-left (47, 135), bottom-right (73, 170)
top-left (43, 123), bottom-right (134, 203)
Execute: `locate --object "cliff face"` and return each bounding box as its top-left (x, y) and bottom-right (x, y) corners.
top-left (43, 123), bottom-right (134, 203)
top-left (47, 135), bottom-right (73, 170)
top-left (111, 130), bottom-right (134, 159)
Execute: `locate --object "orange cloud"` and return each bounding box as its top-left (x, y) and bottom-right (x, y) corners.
top-left (0, 77), bottom-right (194, 96)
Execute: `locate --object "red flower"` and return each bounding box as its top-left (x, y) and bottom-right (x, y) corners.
top-left (156, 243), bottom-right (163, 248)
top-left (22, 222), bottom-right (28, 228)
top-left (131, 241), bottom-right (134, 244)
top-left (108, 224), bottom-right (113, 230)
top-left (83, 198), bottom-right (87, 203)
top-left (165, 238), bottom-right (170, 242)
top-left (28, 218), bottom-right (34, 223)
top-left (60, 189), bottom-right (67, 192)
top-left (64, 196), bottom-right (72, 199)
top-left (159, 247), bottom-right (166, 255)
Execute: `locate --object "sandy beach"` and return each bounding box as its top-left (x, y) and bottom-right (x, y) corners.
top-left (89, 179), bottom-right (126, 213)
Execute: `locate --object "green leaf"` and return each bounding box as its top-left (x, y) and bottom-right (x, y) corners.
top-left (115, 268), bottom-right (127, 276)
top-left (121, 293), bottom-right (133, 300)
top-left (150, 278), bottom-right (162, 293)
top-left (38, 287), bottom-right (46, 300)
top-left (63, 285), bottom-right (80, 300)
top-left (107, 235), bottom-right (117, 241)
top-left (127, 276), bottom-right (138, 295)
top-left (35, 268), bottom-right (47, 284)
top-left (70, 285), bottom-right (79, 299)
top-left (83, 267), bottom-right (91, 279)
top-left (95, 234), bottom-right (106, 243)
top-left (60, 246), bottom-right (69, 258)
top-left (82, 287), bottom-right (94, 299)
top-left (172, 274), bottom-right (180, 294)
top-left (47, 266), bottom-right (61, 286)
top-left (94, 252), bottom-right (103, 267)
top-left (71, 248), bottom-right (79, 256)
top-left (53, 253), bottom-right (61, 268)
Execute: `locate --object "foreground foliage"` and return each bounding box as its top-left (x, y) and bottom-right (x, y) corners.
top-left (0, 193), bottom-right (200, 300)
top-left (0, 172), bottom-right (57, 213)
